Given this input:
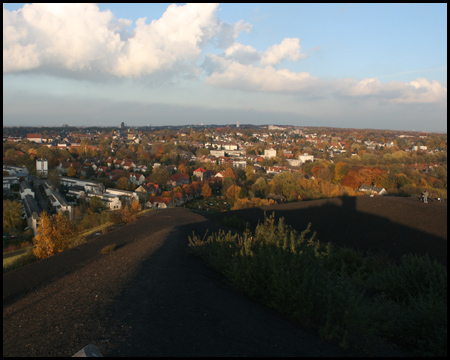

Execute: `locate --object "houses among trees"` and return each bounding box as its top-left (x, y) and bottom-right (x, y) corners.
top-left (2, 124), bottom-right (448, 248)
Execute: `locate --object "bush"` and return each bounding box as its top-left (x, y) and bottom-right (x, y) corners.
top-left (188, 213), bottom-right (447, 356)
top-left (100, 244), bottom-right (117, 254)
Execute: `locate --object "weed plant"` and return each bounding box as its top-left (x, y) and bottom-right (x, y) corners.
top-left (100, 243), bottom-right (117, 254)
top-left (188, 213), bottom-right (447, 356)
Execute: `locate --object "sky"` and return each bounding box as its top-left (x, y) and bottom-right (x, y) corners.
top-left (3, 3), bottom-right (447, 132)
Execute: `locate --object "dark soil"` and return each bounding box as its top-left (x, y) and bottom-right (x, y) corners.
top-left (3, 196), bottom-right (446, 357)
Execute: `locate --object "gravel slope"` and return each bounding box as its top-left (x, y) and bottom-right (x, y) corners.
top-left (3, 197), bottom-right (446, 357)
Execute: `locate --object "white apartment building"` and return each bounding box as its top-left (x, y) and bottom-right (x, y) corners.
top-left (298, 153), bottom-right (314, 163)
top-left (264, 148), bottom-right (277, 159)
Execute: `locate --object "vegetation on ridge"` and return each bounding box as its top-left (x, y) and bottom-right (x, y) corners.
top-left (188, 213), bottom-right (447, 356)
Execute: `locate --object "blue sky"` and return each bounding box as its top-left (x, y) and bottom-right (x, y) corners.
top-left (3, 3), bottom-right (447, 132)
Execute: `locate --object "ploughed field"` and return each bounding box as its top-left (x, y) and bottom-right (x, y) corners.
top-left (3, 196), bottom-right (446, 357)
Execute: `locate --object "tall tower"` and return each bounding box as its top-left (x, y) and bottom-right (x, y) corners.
top-left (236, 120), bottom-right (240, 128)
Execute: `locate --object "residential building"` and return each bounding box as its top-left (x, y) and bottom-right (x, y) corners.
top-left (358, 184), bottom-right (388, 196)
top-left (27, 133), bottom-right (42, 143)
top-left (264, 148), bottom-right (277, 159)
top-left (59, 176), bottom-right (104, 194)
top-left (22, 194), bottom-right (40, 235)
top-left (48, 188), bottom-right (73, 219)
top-left (3, 176), bottom-right (19, 189)
top-left (19, 181), bottom-right (34, 199)
top-left (87, 192), bottom-right (122, 210)
top-left (36, 159), bottom-right (48, 178)
top-left (129, 172), bottom-right (145, 185)
top-left (298, 153), bottom-right (314, 163)
top-left (105, 188), bottom-right (139, 204)
top-left (168, 173), bottom-right (190, 187)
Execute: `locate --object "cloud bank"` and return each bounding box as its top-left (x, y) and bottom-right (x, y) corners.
top-left (3, 3), bottom-right (249, 78)
top-left (3, 3), bottom-right (447, 106)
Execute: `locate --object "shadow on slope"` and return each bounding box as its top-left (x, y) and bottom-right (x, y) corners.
top-left (206, 196), bottom-right (447, 266)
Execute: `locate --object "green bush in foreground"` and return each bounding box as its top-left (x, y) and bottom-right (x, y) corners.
top-left (188, 213), bottom-right (447, 356)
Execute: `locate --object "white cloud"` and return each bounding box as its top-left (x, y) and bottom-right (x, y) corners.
top-left (3, 3), bottom-right (250, 78)
top-left (336, 77), bottom-right (447, 104)
top-left (3, 4), bottom-right (446, 107)
top-left (205, 48), bottom-right (447, 105)
top-left (206, 55), bottom-right (317, 93)
top-left (260, 37), bottom-right (303, 66)
top-left (3, 3), bottom-right (127, 73)
top-left (223, 43), bottom-right (260, 65)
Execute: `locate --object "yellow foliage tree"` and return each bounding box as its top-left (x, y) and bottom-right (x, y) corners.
top-left (131, 199), bottom-right (142, 214)
top-left (33, 212), bottom-right (55, 259)
top-left (202, 182), bottom-right (212, 198)
top-left (226, 185), bottom-right (242, 200)
top-left (33, 212), bottom-right (77, 259)
top-left (52, 212), bottom-right (76, 253)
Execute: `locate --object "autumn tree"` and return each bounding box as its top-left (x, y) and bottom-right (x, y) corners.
top-left (51, 212), bottom-right (77, 253)
top-left (202, 182), bottom-right (212, 198)
top-left (3, 200), bottom-right (23, 233)
top-left (131, 199), bottom-right (142, 214)
top-left (116, 176), bottom-right (129, 190)
top-left (226, 184), bottom-right (242, 200)
top-left (223, 167), bottom-right (236, 179)
top-left (33, 212), bottom-right (54, 259)
top-left (33, 211), bottom-right (78, 259)
top-left (178, 163), bottom-right (188, 174)
top-left (67, 165), bottom-right (76, 177)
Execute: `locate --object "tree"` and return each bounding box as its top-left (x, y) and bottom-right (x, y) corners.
top-left (117, 176), bottom-right (129, 190)
top-left (148, 166), bottom-right (170, 186)
top-left (67, 165), bottom-right (76, 177)
top-left (226, 185), bottom-right (242, 200)
top-left (202, 182), bottom-right (212, 198)
top-left (33, 212), bottom-right (55, 259)
top-left (89, 196), bottom-right (104, 212)
top-left (47, 169), bottom-right (60, 188)
top-left (131, 199), bottom-right (142, 214)
top-left (223, 167), bottom-right (236, 179)
top-left (51, 212), bottom-right (77, 253)
top-left (178, 163), bottom-right (188, 174)
top-left (33, 212), bottom-right (77, 259)
top-left (3, 200), bottom-right (23, 233)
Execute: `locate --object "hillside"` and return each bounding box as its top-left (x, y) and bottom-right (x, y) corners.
top-left (206, 196), bottom-right (447, 266)
top-left (3, 197), bottom-right (446, 356)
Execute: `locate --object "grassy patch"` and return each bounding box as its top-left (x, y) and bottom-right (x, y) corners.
top-left (3, 246), bottom-right (37, 273)
top-left (188, 212), bottom-right (447, 356)
top-left (100, 243), bottom-right (117, 254)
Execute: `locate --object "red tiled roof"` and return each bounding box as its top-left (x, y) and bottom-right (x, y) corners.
top-left (169, 173), bottom-right (189, 181)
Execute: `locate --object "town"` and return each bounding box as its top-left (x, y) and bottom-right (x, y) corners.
top-left (3, 123), bottom-right (447, 246)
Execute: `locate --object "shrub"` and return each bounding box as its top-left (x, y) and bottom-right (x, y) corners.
top-left (100, 243), bottom-right (117, 254)
top-left (188, 213), bottom-right (447, 356)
